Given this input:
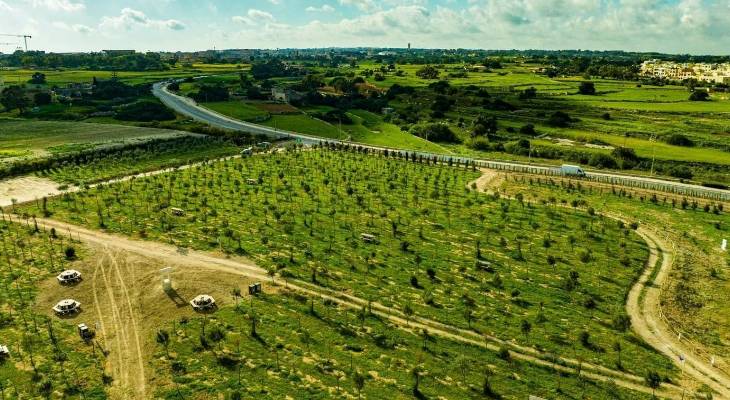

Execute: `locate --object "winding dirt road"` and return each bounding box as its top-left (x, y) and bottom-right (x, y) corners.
top-left (628, 226), bottom-right (730, 398)
top-left (472, 169), bottom-right (730, 399)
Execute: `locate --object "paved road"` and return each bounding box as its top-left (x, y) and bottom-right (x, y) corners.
top-left (152, 82), bottom-right (729, 202)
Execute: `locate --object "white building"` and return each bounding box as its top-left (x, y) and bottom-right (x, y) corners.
top-left (641, 60), bottom-right (730, 84)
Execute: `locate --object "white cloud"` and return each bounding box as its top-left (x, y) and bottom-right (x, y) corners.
top-left (0, 0), bottom-right (13, 11)
top-left (28, 0), bottom-right (85, 12)
top-left (233, 9), bottom-right (276, 26)
top-left (99, 8), bottom-right (186, 31)
top-left (53, 21), bottom-right (93, 34)
top-left (338, 0), bottom-right (378, 12)
top-left (306, 4), bottom-right (335, 12)
top-left (247, 9), bottom-right (275, 21)
top-left (232, 15), bottom-right (255, 26)
top-left (268, 0), bottom-right (281, 4)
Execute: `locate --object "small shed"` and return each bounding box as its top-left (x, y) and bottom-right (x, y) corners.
top-left (248, 282), bottom-right (262, 295)
top-left (190, 295), bottom-right (216, 311)
top-left (241, 147), bottom-right (253, 156)
top-left (246, 178), bottom-right (258, 185)
top-left (170, 207), bottom-right (185, 216)
top-left (256, 142), bottom-right (271, 149)
top-left (57, 269), bottom-right (82, 284)
top-left (77, 323), bottom-right (93, 340)
top-left (53, 299), bottom-right (81, 315)
top-left (0, 345), bottom-right (9, 358)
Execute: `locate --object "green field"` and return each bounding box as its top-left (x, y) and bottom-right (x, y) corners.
top-left (26, 149), bottom-right (676, 382)
top-left (203, 101), bottom-right (269, 122)
top-left (36, 135), bottom-right (240, 185)
top-left (0, 219), bottom-right (107, 398)
top-left (0, 63), bottom-right (245, 87)
top-left (150, 289), bottom-right (651, 399)
top-left (501, 173), bottom-right (730, 365)
top-left (0, 119), bottom-right (191, 160)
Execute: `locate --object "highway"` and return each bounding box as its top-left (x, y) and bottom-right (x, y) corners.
top-left (152, 82), bottom-right (730, 202)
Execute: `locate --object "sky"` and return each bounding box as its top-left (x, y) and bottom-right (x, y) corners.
top-left (1, 0), bottom-right (730, 54)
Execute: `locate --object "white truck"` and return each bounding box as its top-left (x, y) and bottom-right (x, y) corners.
top-left (559, 164), bottom-right (586, 177)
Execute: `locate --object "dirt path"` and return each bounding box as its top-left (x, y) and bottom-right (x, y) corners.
top-left (92, 248), bottom-right (147, 399)
top-left (627, 227), bottom-right (730, 398)
top-left (29, 215), bottom-right (686, 399)
top-left (466, 171), bottom-right (730, 398)
top-left (470, 168), bottom-right (503, 193)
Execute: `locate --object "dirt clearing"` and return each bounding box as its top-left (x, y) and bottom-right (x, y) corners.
top-left (35, 243), bottom-right (262, 400)
top-left (0, 176), bottom-right (61, 207)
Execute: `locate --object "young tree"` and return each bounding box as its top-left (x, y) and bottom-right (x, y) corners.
top-left (353, 371), bottom-right (365, 399)
top-left (645, 370), bottom-right (661, 397)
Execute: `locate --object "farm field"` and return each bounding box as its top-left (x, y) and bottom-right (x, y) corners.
top-left (0, 217), bottom-right (108, 398)
top-left (0, 119), bottom-right (191, 160)
top-left (36, 135), bottom-right (241, 185)
top-left (0, 213), bottom-right (652, 400)
top-left (495, 172), bottom-right (730, 369)
top-left (203, 100), bottom-right (269, 122)
top-left (0, 63), bottom-right (245, 87)
top-left (23, 148), bottom-right (678, 383)
top-left (149, 288), bottom-right (652, 400)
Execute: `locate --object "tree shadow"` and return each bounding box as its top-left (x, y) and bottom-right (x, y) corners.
top-left (164, 287), bottom-right (188, 307)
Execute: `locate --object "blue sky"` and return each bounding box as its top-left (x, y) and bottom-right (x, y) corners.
top-left (1, 0), bottom-right (729, 54)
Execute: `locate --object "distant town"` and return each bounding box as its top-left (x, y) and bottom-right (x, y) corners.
top-left (641, 59), bottom-right (730, 84)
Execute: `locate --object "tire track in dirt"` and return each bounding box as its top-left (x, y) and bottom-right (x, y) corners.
top-left (106, 247), bottom-right (147, 399)
top-left (97, 250), bottom-right (133, 397)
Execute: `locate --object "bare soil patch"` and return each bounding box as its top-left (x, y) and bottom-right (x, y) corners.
top-left (0, 176), bottom-right (61, 207)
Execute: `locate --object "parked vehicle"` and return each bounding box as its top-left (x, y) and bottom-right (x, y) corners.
top-left (560, 164), bottom-right (587, 177)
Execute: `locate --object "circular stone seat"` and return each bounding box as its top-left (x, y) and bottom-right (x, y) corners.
top-left (190, 295), bottom-right (216, 311)
top-left (53, 299), bottom-right (81, 315)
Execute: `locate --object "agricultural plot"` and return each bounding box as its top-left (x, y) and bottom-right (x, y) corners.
top-left (0, 119), bottom-right (189, 160)
top-left (0, 63), bottom-right (245, 87)
top-left (27, 149), bottom-right (676, 381)
top-left (35, 135), bottom-right (240, 185)
top-left (498, 173), bottom-right (730, 367)
top-left (0, 217), bottom-right (107, 398)
top-left (150, 290), bottom-right (652, 399)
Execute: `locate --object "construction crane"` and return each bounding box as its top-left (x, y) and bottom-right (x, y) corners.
top-left (0, 34), bottom-right (31, 51)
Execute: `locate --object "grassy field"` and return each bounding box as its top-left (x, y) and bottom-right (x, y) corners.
top-left (36, 135), bottom-right (240, 185)
top-left (0, 63), bottom-right (245, 87)
top-left (25, 149), bottom-right (677, 381)
top-left (260, 114), bottom-right (345, 139)
top-left (203, 101), bottom-right (270, 122)
top-left (149, 289), bottom-right (652, 400)
top-left (498, 173), bottom-right (730, 366)
top-left (0, 119), bottom-right (191, 160)
top-left (0, 218), bottom-right (107, 398)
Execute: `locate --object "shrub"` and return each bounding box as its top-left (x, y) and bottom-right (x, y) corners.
top-left (64, 246), bottom-right (76, 260)
top-left (115, 100), bottom-right (176, 122)
top-left (578, 81), bottom-right (596, 95)
top-left (587, 153), bottom-right (618, 169)
top-left (415, 65), bottom-right (439, 80)
top-left (34, 92), bottom-right (52, 106)
top-left (664, 134), bottom-right (694, 147)
top-left (410, 123), bottom-right (461, 143)
top-left (519, 123), bottom-right (536, 136)
top-left (668, 166), bottom-right (693, 179)
top-left (688, 91), bottom-right (709, 101)
top-left (547, 111), bottom-right (572, 127)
